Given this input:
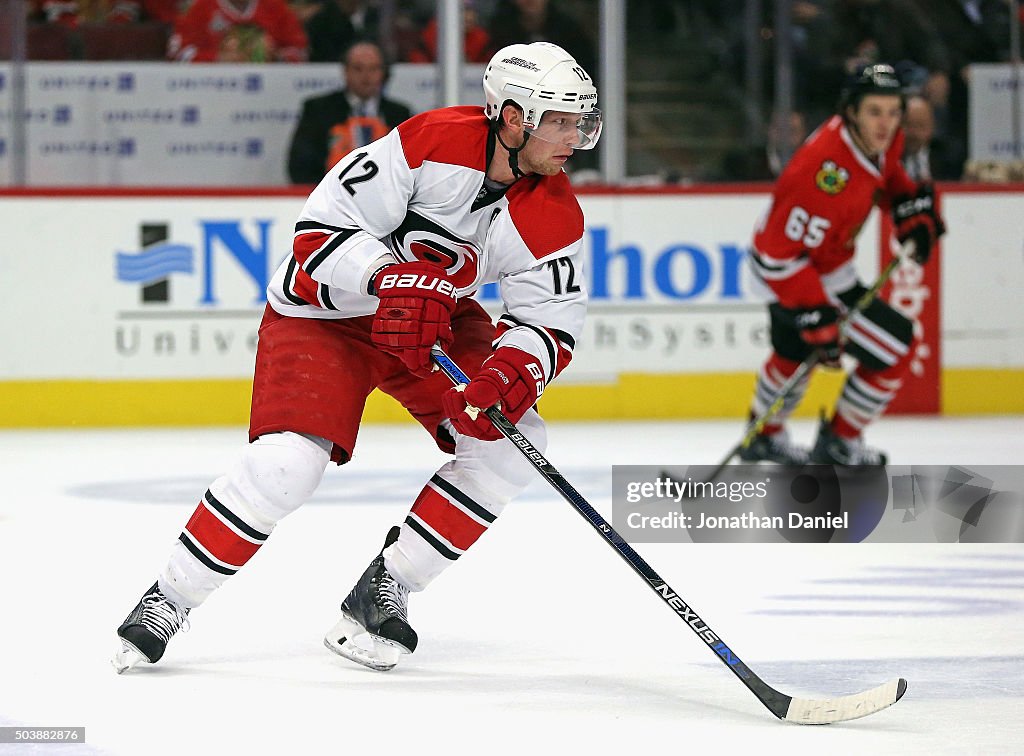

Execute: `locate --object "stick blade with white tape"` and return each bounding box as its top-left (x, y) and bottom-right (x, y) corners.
top-left (783, 678), bottom-right (907, 724)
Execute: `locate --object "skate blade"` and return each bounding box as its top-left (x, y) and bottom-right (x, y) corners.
top-left (323, 614), bottom-right (410, 672)
top-left (111, 641), bottom-right (148, 675)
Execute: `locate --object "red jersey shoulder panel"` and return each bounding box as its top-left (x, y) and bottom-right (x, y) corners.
top-left (781, 117), bottom-right (847, 189)
top-left (505, 171), bottom-right (584, 260)
top-left (397, 106), bottom-right (490, 171)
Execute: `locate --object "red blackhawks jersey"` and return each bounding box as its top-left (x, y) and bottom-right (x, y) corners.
top-left (751, 115), bottom-right (917, 309)
top-left (169, 0), bottom-right (307, 63)
top-left (267, 106), bottom-right (588, 386)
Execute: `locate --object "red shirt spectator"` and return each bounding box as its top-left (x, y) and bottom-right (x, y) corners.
top-left (31, 0), bottom-right (180, 25)
top-left (107, 1), bottom-right (181, 24)
top-left (168, 0), bottom-right (308, 63)
top-left (406, 2), bottom-right (493, 64)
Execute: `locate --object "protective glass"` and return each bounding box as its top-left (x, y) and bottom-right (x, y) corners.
top-left (526, 109), bottom-right (603, 150)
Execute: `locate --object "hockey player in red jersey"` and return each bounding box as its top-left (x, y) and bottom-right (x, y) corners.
top-left (741, 63), bottom-right (945, 467)
top-left (113, 42), bottom-right (601, 673)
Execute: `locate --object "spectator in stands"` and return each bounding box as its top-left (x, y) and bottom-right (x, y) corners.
top-left (168, 0), bottom-right (308, 63)
top-left (288, 0), bottom-right (324, 24)
top-left (901, 95), bottom-right (935, 182)
top-left (718, 0), bottom-right (835, 128)
top-left (106, 1), bottom-right (180, 24)
top-left (902, 94), bottom-right (960, 181)
top-left (304, 0), bottom-right (380, 63)
top-left (25, 0), bottom-right (177, 61)
top-left (487, 0), bottom-right (595, 75)
top-left (801, 0), bottom-right (951, 124)
top-left (718, 109), bottom-right (809, 181)
top-left (916, 0), bottom-right (1011, 182)
top-left (30, 0), bottom-right (83, 26)
top-left (31, 0), bottom-right (179, 25)
top-left (405, 0), bottom-right (494, 63)
top-left (287, 40), bottom-right (414, 184)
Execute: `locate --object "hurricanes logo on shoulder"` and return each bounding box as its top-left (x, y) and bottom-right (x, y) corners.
top-left (815, 160), bottom-right (849, 195)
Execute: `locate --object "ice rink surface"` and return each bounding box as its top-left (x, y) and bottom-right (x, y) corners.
top-left (0, 417), bottom-right (1021, 755)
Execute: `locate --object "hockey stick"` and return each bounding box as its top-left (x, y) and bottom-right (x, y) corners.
top-left (687, 241), bottom-right (912, 486)
top-left (431, 345), bottom-right (906, 724)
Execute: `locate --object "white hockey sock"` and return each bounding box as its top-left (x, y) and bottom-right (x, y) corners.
top-left (385, 472), bottom-right (504, 592)
top-left (384, 412), bottom-right (547, 592)
top-left (161, 432), bottom-right (330, 608)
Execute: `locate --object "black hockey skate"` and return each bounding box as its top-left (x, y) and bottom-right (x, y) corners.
top-left (810, 417), bottom-right (888, 466)
top-left (738, 428), bottom-right (810, 465)
top-left (324, 526), bottom-right (418, 672)
top-left (112, 582), bottom-right (190, 674)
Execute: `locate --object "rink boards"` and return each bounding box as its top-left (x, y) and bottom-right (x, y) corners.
top-left (0, 185), bottom-right (1021, 425)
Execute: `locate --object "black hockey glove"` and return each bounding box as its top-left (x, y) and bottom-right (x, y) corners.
top-left (892, 184), bottom-right (946, 265)
top-left (791, 304), bottom-right (842, 367)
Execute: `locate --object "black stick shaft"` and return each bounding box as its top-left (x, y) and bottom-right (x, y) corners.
top-left (430, 346), bottom-right (792, 719)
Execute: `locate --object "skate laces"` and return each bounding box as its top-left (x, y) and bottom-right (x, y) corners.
top-left (139, 591), bottom-right (190, 642)
top-left (375, 570), bottom-right (410, 621)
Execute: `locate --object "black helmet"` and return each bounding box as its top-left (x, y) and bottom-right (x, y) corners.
top-left (839, 63), bottom-right (904, 114)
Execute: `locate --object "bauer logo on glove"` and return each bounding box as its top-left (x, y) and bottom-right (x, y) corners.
top-left (370, 261), bottom-right (458, 377)
top-left (376, 271), bottom-right (457, 299)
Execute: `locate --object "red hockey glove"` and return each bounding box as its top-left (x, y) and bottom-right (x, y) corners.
top-left (892, 184), bottom-right (946, 265)
top-left (791, 304), bottom-right (842, 368)
top-left (370, 261), bottom-right (457, 377)
top-left (442, 347), bottom-right (546, 441)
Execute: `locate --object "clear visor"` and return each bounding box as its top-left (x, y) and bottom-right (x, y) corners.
top-left (526, 108), bottom-right (603, 150)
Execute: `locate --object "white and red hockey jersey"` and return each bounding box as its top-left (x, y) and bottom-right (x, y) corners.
top-left (267, 106), bottom-right (588, 386)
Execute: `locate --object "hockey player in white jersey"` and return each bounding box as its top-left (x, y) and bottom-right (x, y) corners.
top-left (113, 41), bottom-right (601, 673)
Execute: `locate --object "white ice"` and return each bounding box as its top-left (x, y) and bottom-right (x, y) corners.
top-left (0, 417), bottom-right (1021, 755)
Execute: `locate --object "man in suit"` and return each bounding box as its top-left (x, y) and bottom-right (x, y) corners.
top-left (288, 40), bottom-right (413, 184)
top-left (901, 94), bottom-right (959, 180)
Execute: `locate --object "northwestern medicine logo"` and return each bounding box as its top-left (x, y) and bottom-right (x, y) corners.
top-left (115, 224), bottom-right (194, 303)
top-left (114, 221), bottom-right (753, 305)
top-left (113, 219), bottom-right (274, 360)
top-left (114, 220), bottom-right (271, 305)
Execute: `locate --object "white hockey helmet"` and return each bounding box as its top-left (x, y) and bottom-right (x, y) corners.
top-left (483, 42), bottom-right (602, 150)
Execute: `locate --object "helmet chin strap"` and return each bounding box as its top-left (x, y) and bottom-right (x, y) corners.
top-left (493, 125), bottom-right (530, 179)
